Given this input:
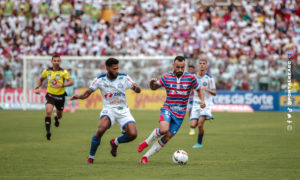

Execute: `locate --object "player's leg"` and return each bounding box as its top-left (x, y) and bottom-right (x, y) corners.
top-left (110, 122), bottom-right (137, 157)
top-left (192, 116), bottom-right (206, 148)
top-left (87, 115), bottom-right (111, 163)
top-left (45, 103), bottom-right (54, 140)
top-left (140, 121), bottom-right (172, 164)
top-left (189, 106), bottom-right (200, 135)
top-left (54, 97), bottom-right (65, 127)
top-left (137, 110), bottom-right (170, 153)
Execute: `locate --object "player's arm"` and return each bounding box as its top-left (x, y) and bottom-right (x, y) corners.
top-left (149, 78), bottom-right (161, 90)
top-left (202, 87), bottom-right (216, 96)
top-left (71, 88), bottom-right (93, 100)
top-left (196, 87), bottom-right (206, 108)
top-left (132, 83), bottom-right (141, 93)
top-left (34, 77), bottom-right (46, 94)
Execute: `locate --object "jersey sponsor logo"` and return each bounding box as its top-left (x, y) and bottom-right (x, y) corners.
top-left (104, 92), bottom-right (125, 98)
top-left (119, 77), bottom-right (124, 80)
top-left (101, 78), bottom-right (106, 81)
top-left (110, 100), bottom-right (122, 105)
top-left (170, 90), bottom-right (188, 95)
top-left (51, 79), bottom-right (57, 87)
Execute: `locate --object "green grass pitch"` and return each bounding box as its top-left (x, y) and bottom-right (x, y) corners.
top-left (0, 110), bottom-right (299, 180)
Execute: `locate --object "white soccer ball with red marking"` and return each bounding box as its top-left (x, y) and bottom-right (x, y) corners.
top-left (172, 150), bottom-right (188, 164)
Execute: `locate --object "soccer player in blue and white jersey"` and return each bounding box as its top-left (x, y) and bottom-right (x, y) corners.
top-left (71, 58), bottom-right (141, 164)
top-left (187, 65), bottom-right (196, 135)
top-left (189, 58), bottom-right (216, 148)
top-left (137, 56), bottom-right (206, 164)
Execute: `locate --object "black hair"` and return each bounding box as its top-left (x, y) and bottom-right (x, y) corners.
top-left (105, 58), bottom-right (119, 67)
top-left (174, 56), bottom-right (185, 62)
top-left (51, 54), bottom-right (60, 60)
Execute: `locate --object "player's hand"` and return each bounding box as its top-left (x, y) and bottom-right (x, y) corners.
top-left (54, 83), bottom-right (63, 88)
top-left (150, 78), bottom-right (157, 84)
top-left (71, 94), bottom-right (80, 100)
top-left (132, 83), bottom-right (141, 93)
top-left (200, 102), bottom-right (206, 108)
top-left (34, 89), bottom-right (40, 94)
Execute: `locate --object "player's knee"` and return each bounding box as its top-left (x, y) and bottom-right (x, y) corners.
top-left (160, 128), bottom-right (169, 135)
top-left (198, 123), bottom-right (204, 129)
top-left (128, 132), bottom-right (137, 140)
top-left (96, 126), bottom-right (108, 137)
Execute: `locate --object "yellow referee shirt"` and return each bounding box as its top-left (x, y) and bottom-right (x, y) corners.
top-left (41, 67), bottom-right (71, 95)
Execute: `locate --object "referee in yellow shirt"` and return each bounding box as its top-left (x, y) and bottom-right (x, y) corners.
top-left (35, 55), bottom-right (74, 140)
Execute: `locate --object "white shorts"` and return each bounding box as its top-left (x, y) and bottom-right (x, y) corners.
top-left (99, 106), bottom-right (136, 133)
top-left (190, 105), bottom-right (214, 121)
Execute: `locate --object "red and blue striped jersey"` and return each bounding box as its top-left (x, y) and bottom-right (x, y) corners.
top-left (158, 72), bottom-right (200, 119)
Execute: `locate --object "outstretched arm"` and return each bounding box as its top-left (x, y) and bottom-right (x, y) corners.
top-left (71, 88), bottom-right (94, 100)
top-left (196, 88), bottom-right (206, 108)
top-left (149, 78), bottom-right (161, 90)
top-left (132, 83), bottom-right (141, 93)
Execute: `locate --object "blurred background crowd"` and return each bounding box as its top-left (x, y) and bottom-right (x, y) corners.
top-left (0, 0), bottom-right (299, 91)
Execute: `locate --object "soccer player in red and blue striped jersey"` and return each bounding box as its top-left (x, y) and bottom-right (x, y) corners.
top-left (137, 56), bottom-right (206, 164)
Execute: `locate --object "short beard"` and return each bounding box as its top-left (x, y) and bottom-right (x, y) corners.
top-left (108, 72), bottom-right (117, 79)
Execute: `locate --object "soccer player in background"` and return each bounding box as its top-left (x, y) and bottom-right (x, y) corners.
top-left (64, 68), bottom-right (78, 113)
top-left (189, 58), bottom-right (216, 148)
top-left (187, 65), bottom-right (196, 135)
top-left (137, 56), bottom-right (205, 164)
top-left (34, 54), bottom-right (74, 140)
top-left (71, 58), bottom-right (141, 164)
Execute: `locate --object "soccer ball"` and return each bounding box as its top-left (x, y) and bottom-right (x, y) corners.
top-left (172, 150), bottom-right (188, 164)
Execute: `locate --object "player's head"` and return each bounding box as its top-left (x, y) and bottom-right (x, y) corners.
top-left (188, 65), bottom-right (195, 74)
top-left (173, 56), bottom-right (186, 77)
top-left (51, 54), bottom-right (61, 67)
top-left (198, 58), bottom-right (208, 72)
top-left (105, 58), bottom-right (119, 79)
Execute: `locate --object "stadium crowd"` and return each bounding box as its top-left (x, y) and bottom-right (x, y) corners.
top-left (0, 0), bottom-right (299, 91)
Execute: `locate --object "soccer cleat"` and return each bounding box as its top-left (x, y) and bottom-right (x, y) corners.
top-left (110, 139), bottom-right (118, 157)
top-left (137, 141), bottom-right (148, 153)
top-left (86, 158), bottom-right (94, 164)
top-left (189, 130), bottom-right (196, 135)
top-left (54, 118), bottom-right (59, 127)
top-left (192, 143), bottom-right (203, 148)
top-left (46, 132), bottom-right (51, 140)
top-left (140, 156), bottom-right (148, 164)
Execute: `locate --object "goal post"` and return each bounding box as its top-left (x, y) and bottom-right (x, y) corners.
top-left (22, 55), bottom-right (184, 110)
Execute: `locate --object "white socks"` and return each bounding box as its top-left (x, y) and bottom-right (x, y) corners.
top-left (145, 128), bottom-right (161, 144)
top-left (144, 138), bottom-right (165, 158)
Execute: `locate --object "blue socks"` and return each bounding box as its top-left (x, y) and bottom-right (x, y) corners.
top-left (115, 134), bottom-right (132, 145)
top-left (89, 135), bottom-right (101, 158)
top-left (197, 133), bottom-right (204, 144)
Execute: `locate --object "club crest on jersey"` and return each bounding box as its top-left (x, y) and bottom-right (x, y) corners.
top-left (56, 74), bottom-right (60, 80)
top-left (203, 82), bottom-right (208, 86)
top-left (48, 74), bottom-right (51, 79)
top-left (118, 83), bottom-right (123, 88)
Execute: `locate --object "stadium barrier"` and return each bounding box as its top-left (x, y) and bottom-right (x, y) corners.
top-left (1, 88), bottom-right (299, 112)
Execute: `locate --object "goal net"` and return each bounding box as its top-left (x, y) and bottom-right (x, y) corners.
top-left (21, 56), bottom-right (179, 110)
